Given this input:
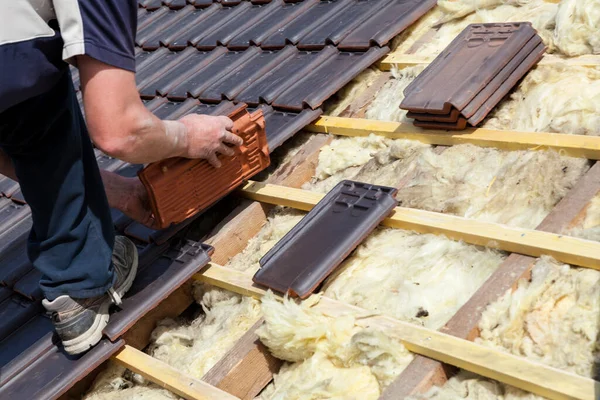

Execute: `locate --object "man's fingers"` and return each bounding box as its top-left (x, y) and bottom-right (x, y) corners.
top-left (218, 116), bottom-right (234, 131)
top-left (222, 131), bottom-right (243, 146)
top-left (217, 144), bottom-right (235, 157)
top-left (207, 153), bottom-right (221, 168)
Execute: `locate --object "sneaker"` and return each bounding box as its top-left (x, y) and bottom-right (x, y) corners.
top-left (42, 236), bottom-right (139, 355)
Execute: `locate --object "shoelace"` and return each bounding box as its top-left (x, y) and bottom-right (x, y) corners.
top-left (107, 287), bottom-right (123, 307)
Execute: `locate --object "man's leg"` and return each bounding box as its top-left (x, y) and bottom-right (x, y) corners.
top-left (0, 71), bottom-right (137, 354)
top-left (0, 71), bottom-right (115, 298)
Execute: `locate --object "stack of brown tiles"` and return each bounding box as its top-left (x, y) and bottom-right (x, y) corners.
top-left (400, 22), bottom-right (546, 130)
top-left (138, 104), bottom-right (270, 228)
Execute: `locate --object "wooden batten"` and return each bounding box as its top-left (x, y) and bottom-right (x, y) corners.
top-left (113, 345), bottom-right (239, 400)
top-left (379, 53), bottom-right (600, 71)
top-left (306, 116), bottom-right (600, 160)
top-left (202, 318), bottom-right (282, 400)
top-left (239, 181), bottom-right (600, 271)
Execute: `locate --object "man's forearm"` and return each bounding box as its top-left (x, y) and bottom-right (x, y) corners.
top-left (88, 101), bottom-right (190, 165)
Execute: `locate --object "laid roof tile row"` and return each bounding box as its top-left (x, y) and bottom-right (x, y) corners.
top-left (137, 0), bottom-right (436, 51)
top-left (135, 45), bottom-right (388, 111)
top-left (139, 0), bottom-right (279, 10)
top-left (0, 221), bottom-right (213, 399)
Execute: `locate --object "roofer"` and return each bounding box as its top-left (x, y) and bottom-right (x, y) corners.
top-left (0, 2), bottom-right (243, 355)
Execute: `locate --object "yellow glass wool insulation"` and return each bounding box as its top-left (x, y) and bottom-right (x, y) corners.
top-left (83, 361), bottom-right (180, 400)
top-left (308, 137), bottom-right (589, 229)
top-left (407, 370), bottom-right (546, 400)
top-left (485, 65), bottom-right (600, 135)
top-left (322, 228), bottom-right (505, 330)
top-left (553, 0), bottom-right (600, 56)
top-left (414, 256), bottom-right (600, 399)
top-left (256, 292), bottom-right (414, 399)
top-left (312, 133), bottom-right (391, 181)
top-left (324, 67), bottom-right (382, 117)
top-left (257, 353), bottom-right (381, 400)
top-left (252, 220), bottom-right (503, 397)
top-left (146, 287), bottom-right (261, 379)
top-left (398, 0), bottom-right (599, 57)
top-left (363, 66), bottom-right (425, 123)
top-left (477, 256), bottom-right (600, 377)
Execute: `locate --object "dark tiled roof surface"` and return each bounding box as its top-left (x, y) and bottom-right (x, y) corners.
top-left (130, 0), bottom-right (435, 148)
top-left (136, 0), bottom-right (436, 51)
top-left (69, 0), bottom-right (435, 148)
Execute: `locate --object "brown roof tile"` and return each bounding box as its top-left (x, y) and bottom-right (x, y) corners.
top-left (138, 105), bottom-right (270, 228)
top-left (254, 181), bottom-right (398, 298)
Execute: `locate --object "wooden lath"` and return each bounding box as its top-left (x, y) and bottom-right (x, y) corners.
top-left (379, 53), bottom-right (600, 71)
top-left (194, 263), bottom-right (598, 400)
top-left (238, 181), bottom-right (600, 271)
top-left (306, 116), bottom-right (600, 160)
top-left (113, 345), bottom-right (239, 400)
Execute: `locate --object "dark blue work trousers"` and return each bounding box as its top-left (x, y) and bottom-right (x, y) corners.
top-left (0, 71), bottom-right (115, 300)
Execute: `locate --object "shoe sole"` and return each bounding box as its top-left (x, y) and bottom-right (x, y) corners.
top-left (62, 242), bottom-right (139, 355)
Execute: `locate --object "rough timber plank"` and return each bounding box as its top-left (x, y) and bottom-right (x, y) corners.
top-left (202, 318), bottom-right (282, 400)
top-left (113, 345), bottom-right (239, 400)
top-left (239, 181), bottom-right (600, 270)
top-left (338, 72), bottom-right (392, 119)
top-left (379, 53), bottom-right (600, 70)
top-left (381, 357), bottom-right (455, 398)
top-left (264, 133), bottom-right (333, 189)
top-left (195, 264), bottom-right (598, 400)
top-left (383, 161), bottom-right (600, 397)
top-left (306, 116), bottom-right (600, 160)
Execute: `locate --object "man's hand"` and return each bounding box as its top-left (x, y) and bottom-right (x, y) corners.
top-left (179, 114), bottom-right (242, 167)
top-left (101, 171), bottom-right (157, 229)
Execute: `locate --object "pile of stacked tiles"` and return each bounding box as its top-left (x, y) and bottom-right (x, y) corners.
top-left (400, 22), bottom-right (546, 130)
